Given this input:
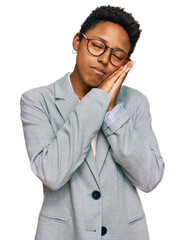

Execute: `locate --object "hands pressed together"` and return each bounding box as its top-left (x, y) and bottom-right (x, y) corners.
top-left (98, 61), bottom-right (135, 111)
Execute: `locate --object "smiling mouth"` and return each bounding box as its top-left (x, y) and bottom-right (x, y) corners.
top-left (91, 67), bottom-right (106, 75)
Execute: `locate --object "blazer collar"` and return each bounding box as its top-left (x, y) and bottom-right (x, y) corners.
top-left (54, 73), bottom-right (79, 122)
top-left (55, 72), bottom-right (76, 100)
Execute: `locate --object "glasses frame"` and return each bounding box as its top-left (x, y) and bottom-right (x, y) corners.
top-left (81, 33), bottom-right (131, 67)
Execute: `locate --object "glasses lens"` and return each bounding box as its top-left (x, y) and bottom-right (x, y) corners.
top-left (111, 50), bottom-right (129, 67)
top-left (88, 39), bottom-right (105, 56)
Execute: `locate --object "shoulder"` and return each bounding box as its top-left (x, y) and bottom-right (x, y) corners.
top-left (20, 82), bottom-right (55, 103)
top-left (118, 85), bottom-right (148, 104)
top-left (117, 86), bottom-right (150, 117)
top-left (20, 72), bottom-right (70, 104)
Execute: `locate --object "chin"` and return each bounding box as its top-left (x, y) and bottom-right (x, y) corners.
top-left (87, 82), bottom-right (100, 89)
top-left (86, 77), bottom-right (104, 88)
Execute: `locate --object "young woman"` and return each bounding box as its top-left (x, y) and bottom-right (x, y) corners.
top-left (20, 5), bottom-right (165, 240)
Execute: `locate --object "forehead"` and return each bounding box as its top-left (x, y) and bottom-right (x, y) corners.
top-left (85, 21), bottom-right (131, 51)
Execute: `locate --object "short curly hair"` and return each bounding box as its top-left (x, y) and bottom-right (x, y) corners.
top-left (79, 5), bottom-right (142, 56)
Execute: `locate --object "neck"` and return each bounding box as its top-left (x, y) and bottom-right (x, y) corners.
top-left (70, 65), bottom-right (92, 100)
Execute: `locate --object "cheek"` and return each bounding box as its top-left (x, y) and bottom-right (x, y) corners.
top-left (76, 48), bottom-right (89, 68)
top-left (76, 49), bottom-right (95, 76)
top-left (76, 53), bottom-right (89, 76)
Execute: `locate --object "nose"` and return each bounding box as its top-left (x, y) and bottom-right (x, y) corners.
top-left (97, 48), bottom-right (111, 65)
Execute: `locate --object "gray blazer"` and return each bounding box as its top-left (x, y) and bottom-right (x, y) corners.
top-left (20, 72), bottom-right (165, 240)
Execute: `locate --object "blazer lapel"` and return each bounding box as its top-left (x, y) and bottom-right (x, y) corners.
top-left (85, 147), bottom-right (101, 189)
top-left (54, 73), bottom-right (79, 121)
top-left (95, 91), bottom-right (125, 175)
top-left (95, 89), bottom-right (125, 175)
top-left (96, 130), bottom-right (110, 176)
top-left (54, 73), bottom-right (101, 188)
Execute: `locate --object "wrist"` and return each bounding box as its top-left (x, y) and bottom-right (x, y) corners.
top-left (108, 102), bottom-right (116, 111)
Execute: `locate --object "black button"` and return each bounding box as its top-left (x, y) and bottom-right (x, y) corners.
top-left (91, 191), bottom-right (101, 200)
top-left (101, 226), bottom-right (107, 236)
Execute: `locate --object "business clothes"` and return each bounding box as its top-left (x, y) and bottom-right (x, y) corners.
top-left (20, 72), bottom-right (165, 240)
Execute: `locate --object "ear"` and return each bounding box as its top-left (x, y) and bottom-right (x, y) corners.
top-left (72, 33), bottom-right (80, 51)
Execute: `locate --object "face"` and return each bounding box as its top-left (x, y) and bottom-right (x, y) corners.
top-left (72, 21), bottom-right (131, 88)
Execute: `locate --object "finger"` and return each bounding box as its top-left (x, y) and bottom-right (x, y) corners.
top-left (111, 61), bottom-right (135, 83)
top-left (109, 64), bottom-right (133, 94)
top-left (102, 63), bottom-right (128, 84)
top-left (114, 68), bottom-right (132, 87)
top-left (98, 61), bottom-right (134, 92)
top-left (97, 67), bottom-right (124, 90)
top-left (113, 62), bottom-right (134, 84)
top-left (107, 64), bottom-right (128, 81)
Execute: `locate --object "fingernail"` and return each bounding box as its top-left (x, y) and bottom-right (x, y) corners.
top-left (131, 61), bottom-right (136, 66)
top-left (127, 61), bottom-right (135, 68)
top-left (120, 65), bottom-right (127, 70)
top-left (125, 67), bottom-right (132, 72)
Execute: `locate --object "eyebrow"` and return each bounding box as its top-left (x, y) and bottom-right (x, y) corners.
top-left (92, 36), bottom-right (108, 43)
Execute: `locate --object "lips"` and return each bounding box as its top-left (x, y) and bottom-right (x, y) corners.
top-left (90, 67), bottom-right (106, 75)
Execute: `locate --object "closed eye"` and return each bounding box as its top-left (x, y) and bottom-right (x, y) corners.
top-left (112, 54), bottom-right (123, 60)
top-left (92, 43), bottom-right (104, 49)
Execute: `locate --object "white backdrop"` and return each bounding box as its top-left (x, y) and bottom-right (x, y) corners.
top-left (0, 0), bottom-right (185, 239)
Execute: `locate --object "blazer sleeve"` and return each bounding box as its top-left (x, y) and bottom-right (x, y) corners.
top-left (20, 88), bottom-right (111, 191)
top-left (102, 93), bottom-right (165, 193)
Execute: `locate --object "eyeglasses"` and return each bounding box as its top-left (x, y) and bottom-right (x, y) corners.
top-left (81, 33), bottom-right (131, 67)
